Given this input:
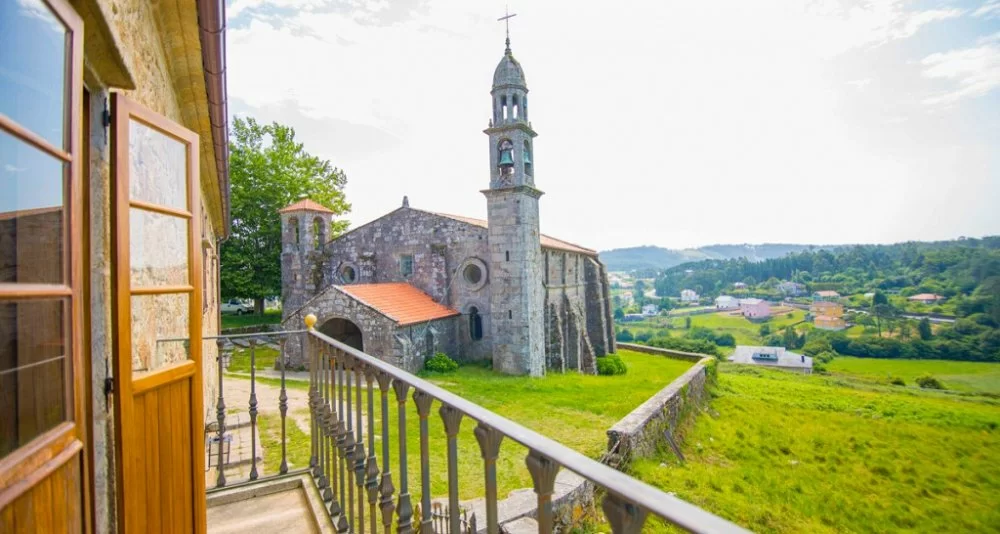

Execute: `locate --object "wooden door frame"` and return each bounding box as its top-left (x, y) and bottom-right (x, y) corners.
top-left (110, 93), bottom-right (206, 533)
top-left (0, 0), bottom-right (88, 528)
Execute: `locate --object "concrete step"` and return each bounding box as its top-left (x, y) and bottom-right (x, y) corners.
top-left (501, 517), bottom-right (539, 534)
top-left (208, 486), bottom-right (319, 534)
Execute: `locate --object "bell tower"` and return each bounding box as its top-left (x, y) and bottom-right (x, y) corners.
top-left (483, 33), bottom-right (545, 376)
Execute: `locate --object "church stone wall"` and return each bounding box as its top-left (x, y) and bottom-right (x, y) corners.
top-left (542, 250), bottom-right (612, 373)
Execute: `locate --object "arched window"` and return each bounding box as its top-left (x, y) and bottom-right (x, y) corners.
top-left (522, 94), bottom-right (528, 120)
top-left (513, 94), bottom-right (519, 119)
top-left (500, 95), bottom-right (508, 120)
top-left (469, 307), bottom-right (483, 341)
top-left (523, 140), bottom-right (533, 176)
top-left (313, 217), bottom-right (325, 250)
top-left (289, 217), bottom-right (299, 244)
top-left (425, 329), bottom-right (434, 358)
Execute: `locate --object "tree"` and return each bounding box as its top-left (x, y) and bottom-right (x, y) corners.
top-left (918, 318), bottom-right (933, 340)
top-left (613, 308), bottom-right (625, 320)
top-left (759, 324), bottom-right (771, 337)
top-left (221, 117), bottom-right (350, 314)
top-left (684, 316), bottom-right (692, 329)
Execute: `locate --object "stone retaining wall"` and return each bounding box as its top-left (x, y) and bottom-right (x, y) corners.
top-left (607, 343), bottom-right (714, 459)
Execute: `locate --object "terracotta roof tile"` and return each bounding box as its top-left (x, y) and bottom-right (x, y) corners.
top-left (337, 283), bottom-right (460, 326)
top-left (433, 212), bottom-right (597, 256)
top-left (279, 199), bottom-right (334, 214)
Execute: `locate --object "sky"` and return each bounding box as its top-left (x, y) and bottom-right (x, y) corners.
top-left (226, 0), bottom-right (1000, 251)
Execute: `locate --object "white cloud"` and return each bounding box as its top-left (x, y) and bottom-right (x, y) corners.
top-left (921, 33), bottom-right (1000, 106)
top-left (974, 0), bottom-right (1000, 19)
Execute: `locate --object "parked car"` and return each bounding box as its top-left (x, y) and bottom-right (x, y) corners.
top-left (221, 299), bottom-right (253, 315)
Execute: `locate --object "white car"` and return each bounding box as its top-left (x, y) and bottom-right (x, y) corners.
top-left (221, 299), bottom-right (253, 315)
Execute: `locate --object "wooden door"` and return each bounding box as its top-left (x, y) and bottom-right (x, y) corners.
top-left (111, 94), bottom-right (206, 533)
top-left (0, 0), bottom-right (87, 531)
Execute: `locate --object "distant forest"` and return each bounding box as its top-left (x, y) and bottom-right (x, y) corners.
top-left (654, 237), bottom-right (1000, 301)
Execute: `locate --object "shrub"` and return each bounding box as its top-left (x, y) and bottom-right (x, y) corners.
top-left (814, 351), bottom-right (836, 364)
top-left (648, 336), bottom-right (720, 357)
top-left (634, 331), bottom-right (653, 343)
top-left (759, 324), bottom-right (771, 337)
top-left (889, 376), bottom-right (906, 386)
top-left (715, 333), bottom-right (736, 347)
top-left (813, 361), bottom-right (827, 374)
top-left (615, 329), bottom-right (634, 342)
top-left (424, 352), bottom-right (458, 373)
top-left (915, 374), bottom-right (944, 390)
top-left (596, 355), bottom-right (628, 376)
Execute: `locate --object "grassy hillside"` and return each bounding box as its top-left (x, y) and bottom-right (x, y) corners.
top-left (599, 244), bottom-right (822, 272)
top-left (632, 364), bottom-right (1000, 533)
top-left (827, 357), bottom-right (1000, 395)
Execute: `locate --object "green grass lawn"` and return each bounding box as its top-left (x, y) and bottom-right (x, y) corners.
top-left (632, 364), bottom-right (1000, 533)
top-left (827, 357), bottom-right (1000, 395)
top-left (226, 346), bottom-right (279, 373)
top-left (221, 309), bottom-right (283, 329)
top-left (250, 349), bottom-right (693, 504)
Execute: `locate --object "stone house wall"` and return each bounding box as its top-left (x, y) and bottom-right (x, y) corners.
top-left (77, 0), bottom-right (228, 530)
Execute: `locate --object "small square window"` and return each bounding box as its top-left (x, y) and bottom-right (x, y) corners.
top-left (400, 255), bottom-right (414, 277)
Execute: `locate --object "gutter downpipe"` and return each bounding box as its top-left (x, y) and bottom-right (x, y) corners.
top-left (196, 0), bottom-right (231, 237)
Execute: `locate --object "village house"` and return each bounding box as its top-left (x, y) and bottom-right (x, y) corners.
top-left (642, 303), bottom-right (659, 316)
top-left (740, 298), bottom-right (772, 320)
top-left (680, 289), bottom-right (699, 302)
top-left (813, 290), bottom-right (841, 300)
top-left (729, 346), bottom-right (813, 374)
top-left (715, 295), bottom-right (740, 310)
top-left (814, 315), bottom-right (847, 331)
top-left (908, 293), bottom-right (945, 305)
top-left (810, 300), bottom-right (844, 317)
top-left (732, 282), bottom-right (747, 289)
top-left (1, 0), bottom-right (229, 529)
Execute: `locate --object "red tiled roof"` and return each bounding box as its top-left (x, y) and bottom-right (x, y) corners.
top-left (433, 212), bottom-right (598, 256)
top-left (814, 290), bottom-right (840, 297)
top-left (908, 293), bottom-right (943, 301)
top-left (337, 283), bottom-right (460, 326)
top-left (279, 198), bottom-right (334, 214)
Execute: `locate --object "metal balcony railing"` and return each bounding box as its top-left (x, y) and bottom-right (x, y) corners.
top-left (302, 314), bottom-right (749, 534)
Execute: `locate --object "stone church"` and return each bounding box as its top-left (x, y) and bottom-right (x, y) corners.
top-left (280, 39), bottom-right (615, 376)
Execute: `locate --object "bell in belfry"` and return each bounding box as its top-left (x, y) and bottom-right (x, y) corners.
top-left (498, 149), bottom-right (514, 167)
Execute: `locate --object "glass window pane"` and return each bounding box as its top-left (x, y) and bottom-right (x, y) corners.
top-left (0, 298), bottom-right (68, 458)
top-left (131, 293), bottom-right (190, 377)
top-left (0, 0), bottom-right (68, 149)
top-left (129, 119), bottom-right (187, 210)
top-left (130, 208), bottom-right (188, 287)
top-left (0, 131), bottom-right (66, 284)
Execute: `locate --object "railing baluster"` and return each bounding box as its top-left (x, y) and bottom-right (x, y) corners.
top-left (328, 346), bottom-right (342, 517)
top-left (308, 329), bottom-right (320, 478)
top-left (345, 357), bottom-right (356, 529)
top-left (335, 349), bottom-right (349, 533)
top-left (474, 423), bottom-right (503, 534)
top-left (526, 451), bottom-right (560, 534)
top-left (215, 338), bottom-right (227, 488)
top-left (278, 337), bottom-right (289, 474)
top-left (365, 368), bottom-right (380, 534)
top-left (413, 391), bottom-right (434, 533)
top-left (322, 344), bottom-right (334, 503)
top-left (337, 351), bottom-right (348, 522)
top-left (439, 405), bottom-right (464, 534)
top-left (354, 364), bottom-right (367, 534)
top-left (318, 341), bottom-right (332, 498)
top-left (249, 339), bottom-right (259, 480)
top-left (376, 373), bottom-right (396, 534)
top-left (602, 493), bottom-right (649, 534)
top-left (392, 380), bottom-right (413, 533)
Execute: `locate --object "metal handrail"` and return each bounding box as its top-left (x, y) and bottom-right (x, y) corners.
top-left (308, 327), bottom-right (748, 534)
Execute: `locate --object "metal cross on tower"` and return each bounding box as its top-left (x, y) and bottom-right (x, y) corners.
top-left (498, 6), bottom-right (517, 53)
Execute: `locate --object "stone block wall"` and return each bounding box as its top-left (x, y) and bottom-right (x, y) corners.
top-left (606, 345), bottom-right (714, 460)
